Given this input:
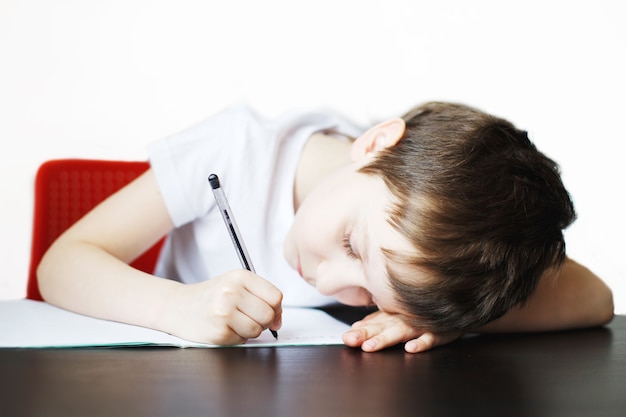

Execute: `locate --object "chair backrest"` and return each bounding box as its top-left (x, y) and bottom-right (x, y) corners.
top-left (27, 159), bottom-right (165, 301)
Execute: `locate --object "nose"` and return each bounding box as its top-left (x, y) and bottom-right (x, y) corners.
top-left (316, 260), bottom-right (373, 306)
top-left (315, 260), bottom-right (353, 296)
top-left (316, 258), bottom-right (375, 298)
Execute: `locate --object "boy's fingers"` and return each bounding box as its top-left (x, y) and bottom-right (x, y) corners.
top-left (269, 307), bottom-right (282, 331)
top-left (342, 321), bottom-right (413, 352)
top-left (404, 332), bottom-right (437, 353)
top-left (342, 316), bottom-right (388, 347)
top-left (342, 323), bottom-right (379, 347)
top-left (343, 315), bottom-right (464, 353)
top-left (226, 310), bottom-right (266, 340)
top-left (342, 328), bottom-right (367, 347)
top-left (240, 270), bottom-right (283, 309)
top-left (404, 331), bottom-right (463, 354)
top-left (236, 290), bottom-right (282, 331)
top-left (361, 328), bottom-right (407, 352)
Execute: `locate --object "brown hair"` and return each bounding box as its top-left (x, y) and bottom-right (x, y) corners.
top-left (360, 102), bottom-right (576, 331)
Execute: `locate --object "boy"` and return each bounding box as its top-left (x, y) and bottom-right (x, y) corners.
top-left (38, 101), bottom-right (614, 353)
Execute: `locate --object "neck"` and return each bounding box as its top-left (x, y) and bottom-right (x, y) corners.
top-left (293, 132), bottom-right (352, 211)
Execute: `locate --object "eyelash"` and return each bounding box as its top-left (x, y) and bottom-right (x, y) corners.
top-left (343, 233), bottom-right (358, 260)
top-left (343, 233), bottom-right (375, 306)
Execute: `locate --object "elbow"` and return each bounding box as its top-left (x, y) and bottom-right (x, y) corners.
top-left (597, 289), bottom-right (615, 327)
top-left (36, 241), bottom-right (65, 302)
top-left (36, 248), bottom-right (54, 301)
top-left (590, 283), bottom-right (615, 328)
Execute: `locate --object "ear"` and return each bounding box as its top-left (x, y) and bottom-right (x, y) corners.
top-left (350, 118), bottom-right (406, 161)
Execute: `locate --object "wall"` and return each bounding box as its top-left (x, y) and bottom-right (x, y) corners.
top-left (1, 0), bottom-right (624, 313)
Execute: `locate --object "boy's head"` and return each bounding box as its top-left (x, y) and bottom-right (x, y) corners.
top-left (360, 101), bottom-right (576, 331)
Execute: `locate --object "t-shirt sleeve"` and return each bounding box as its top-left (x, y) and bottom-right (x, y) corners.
top-left (147, 102), bottom-right (256, 227)
top-left (147, 102), bottom-right (363, 229)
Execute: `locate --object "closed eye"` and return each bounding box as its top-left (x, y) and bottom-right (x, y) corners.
top-left (342, 233), bottom-right (358, 260)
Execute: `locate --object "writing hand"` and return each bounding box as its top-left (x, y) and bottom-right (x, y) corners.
top-left (341, 310), bottom-right (462, 353)
top-left (159, 269), bottom-right (282, 345)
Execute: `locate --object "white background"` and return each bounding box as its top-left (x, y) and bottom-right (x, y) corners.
top-left (1, 0), bottom-right (624, 313)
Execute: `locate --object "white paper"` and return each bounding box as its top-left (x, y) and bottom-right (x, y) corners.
top-left (0, 299), bottom-right (351, 348)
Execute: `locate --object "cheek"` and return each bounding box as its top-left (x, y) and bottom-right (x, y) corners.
top-left (291, 210), bottom-right (326, 255)
top-left (295, 197), bottom-right (340, 242)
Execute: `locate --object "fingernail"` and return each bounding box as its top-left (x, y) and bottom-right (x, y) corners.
top-left (342, 331), bottom-right (356, 344)
top-left (405, 340), bottom-right (419, 353)
top-left (363, 339), bottom-right (377, 351)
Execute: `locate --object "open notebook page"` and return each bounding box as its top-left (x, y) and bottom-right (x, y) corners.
top-left (0, 299), bottom-right (351, 348)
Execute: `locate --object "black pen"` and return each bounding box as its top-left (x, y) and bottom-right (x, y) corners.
top-left (208, 174), bottom-right (278, 339)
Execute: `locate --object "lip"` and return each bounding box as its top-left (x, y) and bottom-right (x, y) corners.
top-left (294, 254), bottom-right (303, 278)
top-left (303, 276), bottom-right (316, 287)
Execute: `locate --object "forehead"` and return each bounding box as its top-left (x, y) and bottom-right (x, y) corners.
top-left (364, 213), bottom-right (416, 276)
top-left (352, 172), bottom-right (412, 251)
top-left (360, 171), bottom-right (409, 235)
top-left (357, 178), bottom-right (417, 278)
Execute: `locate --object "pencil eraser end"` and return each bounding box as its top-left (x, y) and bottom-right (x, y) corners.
top-left (208, 174), bottom-right (220, 189)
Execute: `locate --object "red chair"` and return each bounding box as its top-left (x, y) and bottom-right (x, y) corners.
top-left (26, 159), bottom-right (165, 301)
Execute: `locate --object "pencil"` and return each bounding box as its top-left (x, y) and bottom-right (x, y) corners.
top-left (208, 174), bottom-right (278, 339)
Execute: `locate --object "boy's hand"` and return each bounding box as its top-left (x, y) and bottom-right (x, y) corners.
top-left (342, 310), bottom-right (462, 353)
top-left (160, 269), bottom-right (283, 345)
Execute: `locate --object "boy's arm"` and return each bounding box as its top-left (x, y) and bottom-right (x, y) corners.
top-left (343, 257), bottom-right (614, 353)
top-left (478, 258), bottom-right (614, 332)
top-left (37, 168), bottom-right (178, 330)
top-left (37, 169), bottom-right (282, 344)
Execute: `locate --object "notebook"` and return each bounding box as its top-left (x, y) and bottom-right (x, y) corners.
top-left (0, 299), bottom-right (351, 348)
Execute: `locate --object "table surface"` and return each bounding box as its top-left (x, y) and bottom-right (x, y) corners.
top-left (2, 312), bottom-right (625, 417)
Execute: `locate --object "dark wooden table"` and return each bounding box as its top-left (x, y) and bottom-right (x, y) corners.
top-left (2, 314), bottom-right (625, 417)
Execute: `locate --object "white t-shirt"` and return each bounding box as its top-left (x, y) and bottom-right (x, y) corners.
top-left (147, 102), bottom-right (363, 307)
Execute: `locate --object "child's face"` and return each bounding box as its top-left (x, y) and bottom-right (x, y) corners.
top-left (283, 161), bottom-right (417, 314)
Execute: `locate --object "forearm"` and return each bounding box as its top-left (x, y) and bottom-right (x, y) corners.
top-left (479, 258), bottom-right (614, 333)
top-left (38, 239), bottom-right (180, 333)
